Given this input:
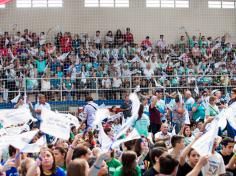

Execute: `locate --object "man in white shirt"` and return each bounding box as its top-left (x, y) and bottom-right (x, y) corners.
top-left (155, 123), bottom-right (172, 148)
top-left (94, 30), bottom-right (101, 49)
top-left (156, 35), bottom-right (167, 50)
top-left (102, 74), bottom-right (111, 100)
top-left (34, 94), bottom-right (51, 127)
top-left (143, 63), bottom-right (154, 80)
top-left (84, 96), bottom-right (98, 129)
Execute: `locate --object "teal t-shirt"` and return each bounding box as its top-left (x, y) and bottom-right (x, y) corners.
top-left (36, 60), bottom-right (46, 73)
top-left (192, 102), bottom-right (205, 121)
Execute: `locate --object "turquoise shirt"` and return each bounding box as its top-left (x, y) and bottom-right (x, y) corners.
top-left (192, 102), bottom-right (205, 121)
top-left (133, 114), bottom-right (150, 137)
top-left (36, 60), bottom-right (46, 73)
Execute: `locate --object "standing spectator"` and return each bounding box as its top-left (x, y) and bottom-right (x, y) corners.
top-left (205, 96), bottom-right (219, 120)
top-left (184, 90), bottom-right (195, 119)
top-left (133, 104), bottom-right (150, 137)
top-left (105, 31), bottom-right (114, 47)
top-left (149, 96), bottom-right (161, 135)
top-left (192, 96), bottom-right (205, 121)
top-left (172, 96), bottom-right (185, 134)
top-left (156, 35), bottom-right (166, 50)
top-left (114, 29), bottom-right (124, 46)
top-left (60, 32), bottom-right (72, 53)
top-left (34, 94), bottom-right (51, 127)
top-left (101, 74), bottom-right (111, 100)
top-left (94, 31), bottom-right (102, 50)
top-left (120, 95), bottom-right (132, 120)
top-left (123, 28), bottom-right (134, 46)
top-left (141, 36), bottom-right (152, 48)
top-left (84, 96), bottom-right (98, 129)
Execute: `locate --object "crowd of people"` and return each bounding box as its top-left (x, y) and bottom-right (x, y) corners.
top-left (0, 85), bottom-right (236, 176)
top-left (0, 28), bottom-right (236, 102)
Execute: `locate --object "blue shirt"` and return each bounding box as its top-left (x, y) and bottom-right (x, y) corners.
top-left (6, 167), bottom-right (19, 176)
top-left (34, 102), bottom-right (51, 120)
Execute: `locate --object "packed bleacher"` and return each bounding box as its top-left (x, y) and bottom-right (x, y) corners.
top-left (0, 27), bottom-right (236, 176)
top-left (0, 27), bottom-right (236, 102)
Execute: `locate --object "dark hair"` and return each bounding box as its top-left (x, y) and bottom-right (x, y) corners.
top-left (154, 141), bottom-right (167, 149)
top-left (221, 137), bottom-right (234, 147)
top-left (171, 135), bottom-right (184, 148)
top-left (121, 151), bottom-right (137, 176)
top-left (134, 139), bottom-right (143, 157)
top-left (104, 127), bottom-right (112, 135)
top-left (124, 140), bottom-right (136, 151)
top-left (137, 104), bottom-right (144, 120)
top-left (232, 88), bottom-right (236, 94)
top-left (175, 96), bottom-right (180, 103)
top-left (9, 145), bottom-right (17, 157)
top-left (67, 159), bottom-right (87, 176)
top-left (87, 156), bottom-right (97, 167)
top-left (159, 155), bottom-right (179, 175)
top-left (72, 145), bottom-right (89, 160)
top-left (85, 96), bottom-right (93, 102)
top-left (187, 148), bottom-right (196, 157)
top-left (54, 146), bottom-right (67, 161)
top-left (150, 147), bottom-right (167, 164)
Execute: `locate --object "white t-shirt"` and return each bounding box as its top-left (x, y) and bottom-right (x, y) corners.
top-left (112, 78), bottom-right (122, 88)
top-left (202, 152), bottom-right (226, 176)
top-left (143, 68), bottom-right (154, 79)
top-left (94, 35), bottom-right (101, 44)
top-left (102, 78), bottom-right (111, 89)
top-left (155, 131), bottom-right (172, 147)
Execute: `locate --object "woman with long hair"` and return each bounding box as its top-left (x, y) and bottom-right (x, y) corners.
top-left (53, 147), bottom-right (67, 171)
top-left (133, 104), bottom-right (150, 137)
top-left (26, 148), bottom-right (66, 176)
top-left (181, 125), bottom-right (195, 146)
top-left (67, 159), bottom-right (89, 176)
top-left (114, 151), bottom-right (141, 176)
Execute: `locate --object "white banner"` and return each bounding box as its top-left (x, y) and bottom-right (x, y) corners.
top-left (0, 108), bottom-right (36, 128)
top-left (40, 108), bottom-right (71, 140)
top-left (0, 130), bottom-right (39, 149)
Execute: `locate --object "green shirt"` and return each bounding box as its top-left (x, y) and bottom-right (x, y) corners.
top-left (114, 165), bottom-right (142, 176)
top-left (205, 105), bottom-right (219, 117)
top-left (107, 158), bottom-right (122, 176)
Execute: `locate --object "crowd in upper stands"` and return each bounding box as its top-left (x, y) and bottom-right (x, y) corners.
top-left (0, 27), bottom-right (236, 101)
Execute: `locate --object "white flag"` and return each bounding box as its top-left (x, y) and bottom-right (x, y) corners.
top-left (171, 125), bottom-right (176, 135)
top-left (192, 120), bottom-right (218, 156)
top-left (178, 90), bottom-right (183, 105)
top-left (10, 90), bottom-right (21, 103)
top-left (92, 108), bottom-right (110, 128)
top-left (111, 129), bottom-right (141, 149)
top-left (40, 108), bottom-right (71, 140)
top-left (0, 108), bottom-right (36, 128)
top-left (58, 112), bottom-right (80, 129)
top-left (5, 38), bottom-right (9, 46)
top-left (114, 93), bottom-right (140, 140)
top-left (98, 124), bottom-right (113, 151)
top-left (0, 130), bottom-right (39, 150)
top-left (21, 136), bottom-right (47, 153)
top-left (194, 85), bottom-right (199, 95)
top-left (184, 110), bottom-right (191, 125)
top-left (57, 52), bottom-right (70, 61)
